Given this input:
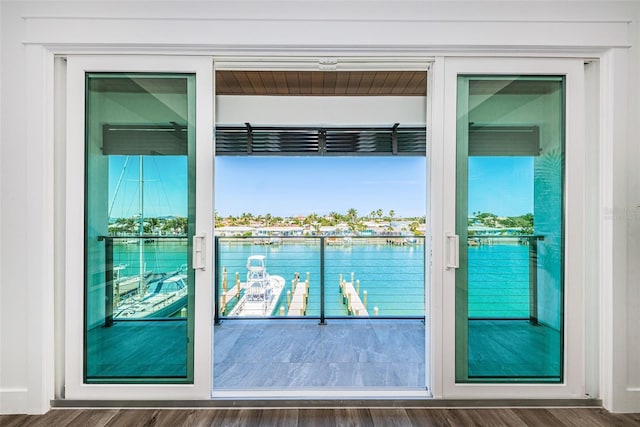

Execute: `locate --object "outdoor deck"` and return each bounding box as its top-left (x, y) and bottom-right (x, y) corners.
top-left (213, 319), bottom-right (424, 389)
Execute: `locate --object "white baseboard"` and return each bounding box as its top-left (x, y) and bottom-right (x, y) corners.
top-left (0, 388), bottom-right (29, 414)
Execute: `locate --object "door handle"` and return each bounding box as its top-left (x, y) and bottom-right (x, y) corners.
top-left (445, 233), bottom-right (459, 270)
top-left (193, 233), bottom-right (206, 270)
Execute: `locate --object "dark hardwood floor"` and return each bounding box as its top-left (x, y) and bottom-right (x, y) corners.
top-left (2, 408), bottom-right (639, 426)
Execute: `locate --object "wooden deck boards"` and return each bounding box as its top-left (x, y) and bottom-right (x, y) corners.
top-left (340, 280), bottom-right (368, 316)
top-left (2, 408), bottom-right (639, 427)
top-left (287, 279), bottom-right (308, 316)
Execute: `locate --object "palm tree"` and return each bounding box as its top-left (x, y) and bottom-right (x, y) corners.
top-left (376, 209), bottom-right (384, 220)
top-left (239, 212), bottom-right (253, 226)
top-left (304, 212), bottom-right (319, 227)
top-left (328, 211), bottom-right (341, 225)
top-left (347, 208), bottom-right (358, 222)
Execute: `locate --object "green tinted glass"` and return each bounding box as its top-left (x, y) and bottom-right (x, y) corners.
top-left (456, 76), bottom-right (564, 383)
top-left (84, 74), bottom-right (195, 383)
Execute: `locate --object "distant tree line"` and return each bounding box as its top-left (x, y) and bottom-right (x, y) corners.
top-left (468, 211), bottom-right (534, 234)
top-left (215, 208), bottom-right (425, 234)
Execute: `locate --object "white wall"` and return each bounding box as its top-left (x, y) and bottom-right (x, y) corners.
top-left (216, 95), bottom-right (426, 125)
top-left (1, 0), bottom-right (639, 415)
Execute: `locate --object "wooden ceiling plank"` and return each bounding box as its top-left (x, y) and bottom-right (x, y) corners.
top-left (229, 71), bottom-right (246, 95)
top-left (298, 72), bottom-right (312, 95)
top-left (229, 71), bottom-right (253, 95)
top-left (381, 71), bottom-right (401, 94)
top-left (246, 71), bottom-right (266, 95)
top-left (357, 72), bottom-right (376, 95)
top-left (311, 72), bottom-right (324, 96)
top-left (334, 72), bottom-right (350, 95)
top-left (405, 72), bottom-right (428, 95)
top-left (391, 71), bottom-right (414, 95)
top-left (287, 72), bottom-right (300, 95)
top-left (346, 72), bottom-right (363, 95)
top-left (369, 71), bottom-right (389, 95)
top-left (323, 71), bottom-right (338, 96)
top-left (259, 71), bottom-right (278, 95)
top-left (272, 71), bottom-right (289, 95)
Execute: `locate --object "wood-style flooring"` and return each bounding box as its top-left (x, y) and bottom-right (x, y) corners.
top-left (2, 407), bottom-right (639, 426)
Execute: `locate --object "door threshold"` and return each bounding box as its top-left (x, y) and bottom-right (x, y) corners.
top-left (51, 396), bottom-right (602, 409)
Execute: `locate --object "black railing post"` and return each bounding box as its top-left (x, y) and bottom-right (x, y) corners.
top-left (528, 237), bottom-right (539, 325)
top-left (320, 236), bottom-right (326, 325)
top-left (214, 236), bottom-right (221, 325)
top-left (104, 237), bottom-right (114, 327)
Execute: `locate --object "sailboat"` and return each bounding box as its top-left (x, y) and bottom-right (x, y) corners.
top-left (111, 156), bottom-right (188, 319)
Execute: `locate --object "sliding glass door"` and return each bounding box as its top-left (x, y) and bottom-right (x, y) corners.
top-left (455, 75), bottom-right (565, 382)
top-left (65, 56), bottom-right (213, 399)
top-left (84, 73), bottom-right (196, 382)
top-left (440, 58), bottom-right (586, 398)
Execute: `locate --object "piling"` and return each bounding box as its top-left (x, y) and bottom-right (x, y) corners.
top-left (222, 267), bottom-right (228, 293)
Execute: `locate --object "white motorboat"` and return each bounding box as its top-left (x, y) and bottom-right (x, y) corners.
top-left (228, 255), bottom-right (285, 317)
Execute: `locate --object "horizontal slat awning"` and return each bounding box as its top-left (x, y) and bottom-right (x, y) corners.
top-left (469, 125), bottom-right (540, 156)
top-left (215, 124), bottom-right (426, 156)
top-left (101, 123), bottom-right (427, 156)
top-left (102, 123), bottom-right (188, 155)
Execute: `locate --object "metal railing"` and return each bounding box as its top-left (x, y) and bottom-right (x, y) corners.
top-left (214, 235), bottom-right (426, 324)
top-left (99, 235), bottom-right (189, 326)
top-left (466, 234), bottom-right (543, 324)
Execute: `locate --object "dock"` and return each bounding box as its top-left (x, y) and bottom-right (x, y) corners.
top-left (339, 273), bottom-right (369, 316)
top-left (287, 272), bottom-right (309, 316)
top-left (219, 268), bottom-right (243, 315)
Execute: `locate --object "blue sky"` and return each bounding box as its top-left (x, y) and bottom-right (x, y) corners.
top-left (109, 156), bottom-right (188, 218)
top-left (214, 157), bottom-right (427, 218)
top-left (109, 155), bottom-right (533, 219)
top-left (468, 157), bottom-right (534, 217)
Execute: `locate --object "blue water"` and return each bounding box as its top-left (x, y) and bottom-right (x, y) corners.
top-left (468, 244), bottom-right (530, 318)
top-left (112, 240), bottom-right (531, 318)
top-left (112, 240), bottom-right (189, 278)
top-left (217, 240), bottom-right (425, 316)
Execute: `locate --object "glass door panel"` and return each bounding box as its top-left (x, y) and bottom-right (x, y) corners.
top-left (84, 73), bottom-right (195, 382)
top-left (455, 76), bottom-right (564, 382)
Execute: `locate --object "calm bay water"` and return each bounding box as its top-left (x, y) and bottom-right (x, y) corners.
top-left (217, 240), bottom-right (425, 316)
top-left (112, 239), bottom-right (531, 318)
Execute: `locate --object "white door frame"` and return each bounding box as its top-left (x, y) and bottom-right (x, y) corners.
top-left (437, 57), bottom-right (586, 399)
top-left (64, 55), bottom-right (214, 400)
top-left (62, 54), bottom-right (590, 401)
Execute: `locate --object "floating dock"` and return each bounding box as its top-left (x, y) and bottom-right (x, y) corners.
top-left (339, 272), bottom-right (369, 316)
top-left (286, 272), bottom-right (309, 316)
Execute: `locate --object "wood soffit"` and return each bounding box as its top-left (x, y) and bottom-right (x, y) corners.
top-left (215, 71), bottom-right (427, 96)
